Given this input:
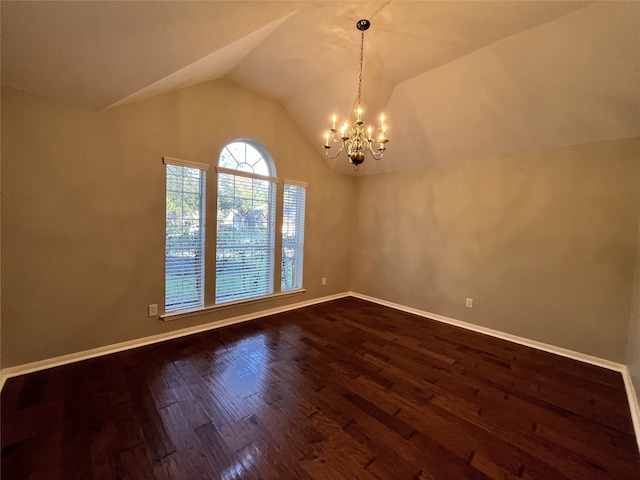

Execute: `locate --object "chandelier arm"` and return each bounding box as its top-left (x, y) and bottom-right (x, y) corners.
top-left (366, 143), bottom-right (385, 160)
top-left (324, 144), bottom-right (345, 160)
top-left (330, 131), bottom-right (347, 144)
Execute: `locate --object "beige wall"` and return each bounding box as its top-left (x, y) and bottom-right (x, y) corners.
top-left (2, 79), bottom-right (640, 370)
top-left (1, 81), bottom-right (354, 367)
top-left (351, 138), bottom-right (640, 363)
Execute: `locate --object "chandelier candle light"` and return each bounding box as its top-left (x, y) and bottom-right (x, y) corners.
top-left (323, 19), bottom-right (388, 170)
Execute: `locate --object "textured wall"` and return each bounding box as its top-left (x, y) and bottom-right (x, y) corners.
top-left (351, 138), bottom-right (640, 363)
top-left (1, 80), bottom-right (354, 367)
top-left (3, 78), bottom-right (640, 369)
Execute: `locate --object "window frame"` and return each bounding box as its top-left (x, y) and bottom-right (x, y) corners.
top-left (160, 142), bottom-right (308, 321)
top-left (281, 180), bottom-right (307, 292)
top-left (215, 166), bottom-right (279, 304)
top-left (163, 156), bottom-right (209, 314)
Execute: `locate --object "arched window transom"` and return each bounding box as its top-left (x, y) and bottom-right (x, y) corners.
top-left (218, 140), bottom-right (274, 177)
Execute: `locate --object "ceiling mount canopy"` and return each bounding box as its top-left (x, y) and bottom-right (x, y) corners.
top-left (356, 19), bottom-right (370, 32)
top-left (323, 19), bottom-right (388, 171)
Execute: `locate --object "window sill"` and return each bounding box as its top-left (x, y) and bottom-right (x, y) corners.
top-left (160, 289), bottom-right (306, 322)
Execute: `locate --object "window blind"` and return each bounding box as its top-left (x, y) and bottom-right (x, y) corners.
top-left (281, 182), bottom-right (307, 291)
top-left (216, 171), bottom-right (276, 303)
top-left (165, 161), bottom-right (207, 313)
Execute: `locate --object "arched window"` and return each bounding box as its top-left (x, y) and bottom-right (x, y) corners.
top-left (164, 140), bottom-right (306, 316)
top-left (218, 140), bottom-right (275, 176)
top-left (216, 140), bottom-right (277, 303)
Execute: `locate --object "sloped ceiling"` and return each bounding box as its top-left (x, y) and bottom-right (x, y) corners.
top-left (2, 1), bottom-right (639, 175)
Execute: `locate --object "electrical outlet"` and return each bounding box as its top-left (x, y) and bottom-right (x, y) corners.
top-left (465, 298), bottom-right (473, 308)
top-left (148, 304), bottom-right (158, 317)
top-left (322, 277), bottom-right (327, 286)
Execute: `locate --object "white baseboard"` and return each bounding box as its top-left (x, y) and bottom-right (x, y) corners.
top-left (350, 292), bottom-right (625, 370)
top-left (622, 368), bottom-right (640, 453)
top-left (350, 291), bottom-right (640, 451)
top-left (0, 291), bottom-right (350, 390)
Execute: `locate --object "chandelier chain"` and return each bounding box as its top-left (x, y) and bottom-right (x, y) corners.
top-left (357, 29), bottom-right (364, 107)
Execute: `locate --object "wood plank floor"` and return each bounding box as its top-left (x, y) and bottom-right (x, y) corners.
top-left (2, 297), bottom-right (639, 479)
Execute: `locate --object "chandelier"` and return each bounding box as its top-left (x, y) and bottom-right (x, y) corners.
top-left (323, 19), bottom-right (388, 171)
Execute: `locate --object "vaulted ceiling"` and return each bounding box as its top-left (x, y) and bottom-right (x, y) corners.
top-left (2, 1), bottom-right (639, 175)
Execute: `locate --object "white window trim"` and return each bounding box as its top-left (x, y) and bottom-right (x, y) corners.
top-left (284, 179), bottom-right (308, 188)
top-left (163, 156), bottom-right (210, 170)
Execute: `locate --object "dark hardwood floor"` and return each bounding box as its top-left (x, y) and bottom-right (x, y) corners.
top-left (2, 297), bottom-right (639, 479)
